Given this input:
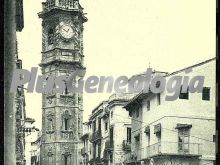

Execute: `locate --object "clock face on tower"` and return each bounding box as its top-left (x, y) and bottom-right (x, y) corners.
top-left (60, 24), bottom-right (74, 39)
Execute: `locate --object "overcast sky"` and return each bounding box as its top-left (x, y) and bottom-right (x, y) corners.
top-left (17, 0), bottom-right (216, 130)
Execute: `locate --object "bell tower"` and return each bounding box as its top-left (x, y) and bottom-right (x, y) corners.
top-left (38, 0), bottom-right (87, 164)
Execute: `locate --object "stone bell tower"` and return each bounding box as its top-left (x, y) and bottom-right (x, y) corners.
top-left (38, 0), bottom-right (87, 164)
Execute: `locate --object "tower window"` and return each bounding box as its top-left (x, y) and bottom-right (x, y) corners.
top-left (48, 28), bottom-right (54, 45)
top-left (48, 119), bottom-right (53, 131)
top-left (64, 118), bottom-right (69, 130)
top-left (64, 156), bottom-right (68, 165)
top-left (63, 155), bottom-right (70, 165)
top-left (63, 111), bottom-right (71, 131)
top-left (202, 87), bottom-right (210, 101)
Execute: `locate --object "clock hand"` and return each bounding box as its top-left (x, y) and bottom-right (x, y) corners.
top-left (63, 28), bottom-right (68, 32)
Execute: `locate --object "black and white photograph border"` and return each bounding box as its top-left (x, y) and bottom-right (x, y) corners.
top-left (3, 0), bottom-right (219, 165)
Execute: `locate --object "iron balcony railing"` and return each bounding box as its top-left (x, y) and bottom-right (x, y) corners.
top-left (143, 142), bottom-right (202, 158)
top-left (81, 148), bottom-right (88, 155)
top-left (122, 140), bottom-right (131, 151)
top-left (105, 140), bottom-right (114, 151)
top-left (42, 0), bottom-right (81, 11)
top-left (124, 142), bottom-right (202, 163)
top-left (124, 150), bottom-right (141, 164)
top-left (41, 48), bottom-right (82, 65)
top-left (90, 130), bottom-right (102, 142)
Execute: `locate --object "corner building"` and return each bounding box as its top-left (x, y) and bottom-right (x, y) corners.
top-left (38, 0), bottom-right (87, 164)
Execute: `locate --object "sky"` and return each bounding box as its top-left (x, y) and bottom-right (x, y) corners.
top-left (17, 0), bottom-right (216, 130)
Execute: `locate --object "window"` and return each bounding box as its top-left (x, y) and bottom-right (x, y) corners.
top-left (64, 156), bottom-right (68, 165)
top-left (111, 111), bottom-right (113, 118)
top-left (127, 128), bottom-right (131, 143)
top-left (178, 128), bottom-right (190, 153)
top-left (110, 127), bottom-right (114, 147)
top-left (110, 154), bottom-right (113, 163)
top-left (145, 126), bottom-right (150, 145)
top-left (64, 83), bottom-right (68, 95)
top-left (64, 119), bottom-right (68, 130)
top-left (147, 133), bottom-right (150, 146)
top-left (63, 111), bottom-right (71, 131)
top-left (105, 122), bottom-right (108, 131)
top-left (136, 109), bottom-right (139, 118)
top-left (48, 28), bottom-right (54, 45)
top-left (202, 87), bottom-right (210, 101)
top-left (157, 93), bottom-right (161, 105)
top-left (147, 100), bottom-right (150, 111)
top-left (213, 135), bottom-right (216, 142)
top-left (134, 134), bottom-right (140, 142)
top-left (93, 121), bottom-right (96, 132)
top-left (179, 86), bottom-right (189, 99)
top-left (156, 132), bottom-right (161, 143)
top-left (48, 118), bottom-right (53, 131)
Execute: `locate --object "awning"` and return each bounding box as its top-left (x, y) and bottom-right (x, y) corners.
top-left (175, 124), bottom-right (192, 129)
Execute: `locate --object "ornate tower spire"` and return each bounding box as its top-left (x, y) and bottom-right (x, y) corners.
top-left (38, 0), bottom-right (87, 164)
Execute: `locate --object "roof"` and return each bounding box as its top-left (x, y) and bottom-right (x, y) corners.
top-left (124, 57), bottom-right (216, 110)
top-left (166, 57), bottom-right (216, 77)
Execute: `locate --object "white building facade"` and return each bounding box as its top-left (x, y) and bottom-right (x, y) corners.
top-left (124, 58), bottom-right (216, 165)
top-left (81, 93), bottom-right (135, 165)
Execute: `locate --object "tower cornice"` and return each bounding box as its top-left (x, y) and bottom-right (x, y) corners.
top-left (38, 1), bottom-right (87, 23)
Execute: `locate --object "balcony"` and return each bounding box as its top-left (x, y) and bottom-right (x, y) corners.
top-left (124, 151), bottom-right (141, 164)
top-left (81, 148), bottom-right (88, 156)
top-left (88, 157), bottom-right (102, 164)
top-left (40, 48), bottom-right (83, 66)
top-left (105, 140), bottom-right (114, 151)
top-left (125, 142), bottom-right (202, 163)
top-left (41, 0), bottom-right (81, 11)
top-left (122, 140), bottom-right (131, 151)
top-left (90, 130), bottom-right (102, 142)
top-left (142, 142), bottom-right (202, 159)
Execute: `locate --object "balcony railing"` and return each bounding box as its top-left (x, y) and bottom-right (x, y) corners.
top-left (122, 140), bottom-right (131, 151)
top-left (41, 48), bottom-right (82, 65)
top-left (42, 0), bottom-right (80, 11)
top-left (81, 148), bottom-right (88, 155)
top-left (142, 142), bottom-right (202, 159)
top-left (105, 140), bottom-right (114, 151)
top-left (124, 150), bottom-right (141, 164)
top-left (90, 130), bottom-right (102, 142)
top-left (124, 142), bottom-right (202, 163)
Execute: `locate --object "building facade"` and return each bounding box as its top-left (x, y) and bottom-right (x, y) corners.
top-left (124, 58), bottom-right (216, 165)
top-left (15, 0), bottom-right (25, 164)
top-left (15, 60), bottom-right (26, 165)
top-left (38, 0), bottom-right (87, 164)
top-left (81, 93), bottom-right (135, 165)
top-left (31, 131), bottom-right (42, 165)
